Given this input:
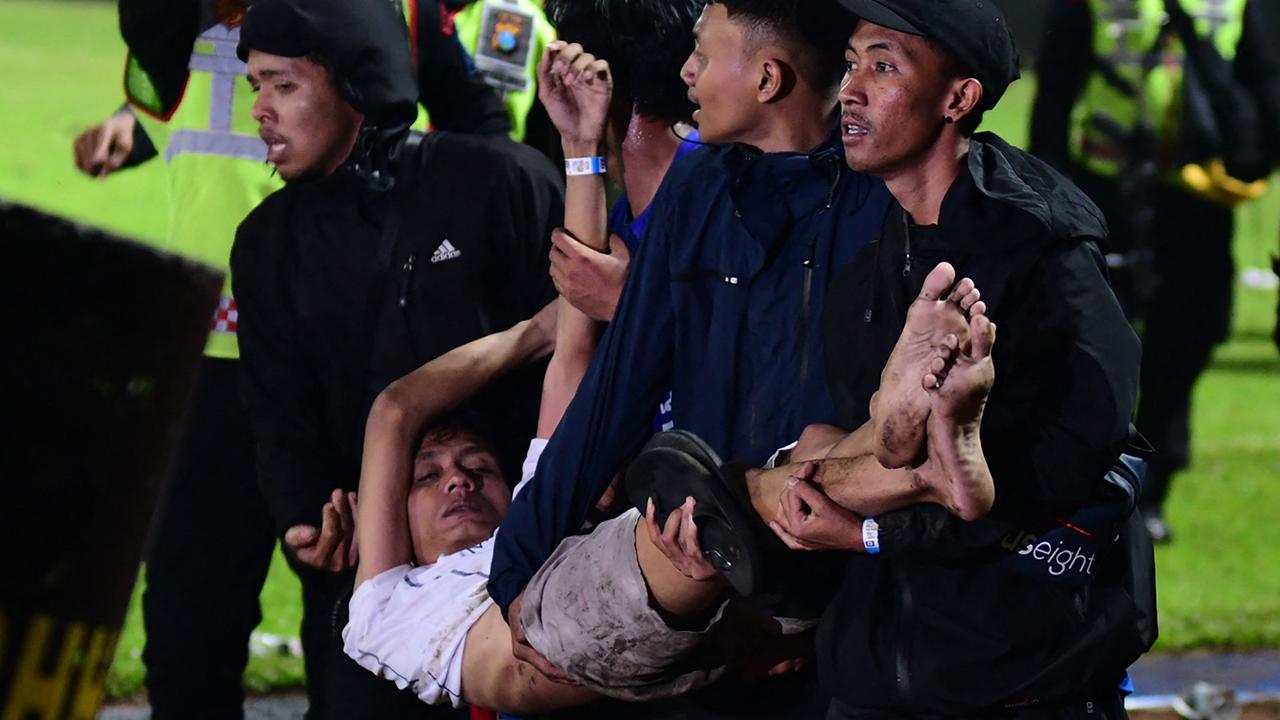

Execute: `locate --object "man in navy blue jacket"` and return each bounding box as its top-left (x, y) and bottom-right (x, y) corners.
top-left (488, 0), bottom-right (890, 683)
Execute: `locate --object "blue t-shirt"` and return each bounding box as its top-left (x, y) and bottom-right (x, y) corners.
top-left (606, 130), bottom-right (701, 432)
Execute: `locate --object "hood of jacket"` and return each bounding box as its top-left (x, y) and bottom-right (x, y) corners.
top-left (938, 132), bottom-right (1109, 254)
top-left (238, 0), bottom-right (417, 190)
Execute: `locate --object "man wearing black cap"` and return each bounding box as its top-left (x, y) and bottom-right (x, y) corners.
top-left (768, 1), bottom-right (1157, 717)
top-left (230, 0), bottom-right (561, 716)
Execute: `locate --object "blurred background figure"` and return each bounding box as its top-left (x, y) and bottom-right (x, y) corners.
top-left (1030, 0), bottom-right (1280, 544)
top-left (72, 1), bottom-right (281, 716)
top-left (443, 0), bottom-right (557, 147)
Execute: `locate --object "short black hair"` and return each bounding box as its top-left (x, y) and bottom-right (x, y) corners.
top-left (546, 0), bottom-right (706, 124)
top-left (710, 0), bottom-right (844, 92)
top-left (415, 410), bottom-right (520, 490)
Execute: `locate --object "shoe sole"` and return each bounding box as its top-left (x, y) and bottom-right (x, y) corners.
top-left (625, 432), bottom-right (765, 596)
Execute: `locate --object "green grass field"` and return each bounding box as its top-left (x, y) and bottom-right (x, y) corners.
top-left (2, 0), bottom-right (1278, 700)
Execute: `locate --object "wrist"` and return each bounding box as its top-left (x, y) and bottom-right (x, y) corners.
top-left (860, 516), bottom-right (880, 555)
top-left (561, 138), bottom-right (605, 157)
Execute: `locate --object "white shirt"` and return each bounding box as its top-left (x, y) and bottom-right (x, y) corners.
top-left (343, 438), bottom-right (545, 707)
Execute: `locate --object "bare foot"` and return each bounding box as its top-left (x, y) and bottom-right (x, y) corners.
top-left (922, 314), bottom-right (996, 521)
top-left (872, 262), bottom-right (985, 469)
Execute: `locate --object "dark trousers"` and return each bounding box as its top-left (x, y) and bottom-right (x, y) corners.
top-left (1073, 171), bottom-right (1236, 514)
top-left (142, 357), bottom-right (277, 720)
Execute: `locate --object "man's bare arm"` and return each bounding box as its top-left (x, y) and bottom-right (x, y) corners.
top-left (537, 42), bottom-right (613, 438)
top-left (355, 313), bottom-right (556, 588)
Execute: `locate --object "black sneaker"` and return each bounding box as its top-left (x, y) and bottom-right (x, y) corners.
top-left (625, 431), bottom-right (769, 596)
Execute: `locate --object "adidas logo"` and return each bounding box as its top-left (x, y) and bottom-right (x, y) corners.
top-left (431, 239), bottom-right (462, 264)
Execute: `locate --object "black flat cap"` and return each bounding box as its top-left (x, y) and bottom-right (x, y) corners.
top-left (796, 0), bottom-right (1020, 110)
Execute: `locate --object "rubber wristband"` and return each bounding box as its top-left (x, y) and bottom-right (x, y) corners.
top-left (565, 156), bottom-right (607, 176)
top-left (862, 516), bottom-right (880, 555)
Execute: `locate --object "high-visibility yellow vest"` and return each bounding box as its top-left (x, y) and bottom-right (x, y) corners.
top-left (1068, 0), bottom-right (1247, 185)
top-left (452, 0), bottom-right (554, 142)
top-left (126, 24), bottom-right (283, 361)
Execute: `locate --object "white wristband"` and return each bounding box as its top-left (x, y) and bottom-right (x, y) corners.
top-left (565, 156), bottom-right (607, 176)
top-left (862, 516), bottom-right (880, 555)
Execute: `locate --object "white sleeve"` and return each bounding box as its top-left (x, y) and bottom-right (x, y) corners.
top-left (343, 565), bottom-right (416, 689)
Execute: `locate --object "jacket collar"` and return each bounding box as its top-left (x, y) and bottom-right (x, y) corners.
top-left (724, 120), bottom-right (848, 251)
top-left (935, 132), bottom-right (1109, 254)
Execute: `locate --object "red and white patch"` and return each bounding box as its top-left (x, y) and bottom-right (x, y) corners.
top-left (211, 295), bottom-right (239, 334)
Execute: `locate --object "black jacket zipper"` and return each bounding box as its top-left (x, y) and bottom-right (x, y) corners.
top-left (799, 163), bottom-right (842, 385)
top-left (894, 561), bottom-right (915, 701)
top-left (398, 252), bottom-right (416, 308)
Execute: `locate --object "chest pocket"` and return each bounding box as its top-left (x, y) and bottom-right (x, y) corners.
top-left (394, 213), bottom-right (495, 366)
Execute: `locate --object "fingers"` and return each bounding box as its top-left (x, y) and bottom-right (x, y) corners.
top-left (778, 480), bottom-right (810, 531)
top-left (514, 640), bottom-right (580, 684)
top-left (784, 476), bottom-right (830, 511)
top-left (72, 127), bottom-right (102, 175)
top-left (283, 524), bottom-right (319, 551)
top-left (345, 491), bottom-right (359, 566)
top-left (769, 520), bottom-right (810, 551)
top-left (333, 488), bottom-right (355, 541)
top-left (659, 497), bottom-right (684, 550)
top-left (594, 474), bottom-right (620, 513)
top-left (508, 589), bottom-right (579, 685)
top-left (309, 498), bottom-right (343, 569)
top-left (91, 124), bottom-right (115, 176)
top-left (550, 227), bottom-right (585, 259)
top-left (644, 497), bottom-right (665, 553)
top-left (677, 497), bottom-right (702, 558)
top-left (607, 232), bottom-right (631, 261)
top-left (548, 42), bottom-right (591, 82)
top-left (537, 41), bottom-right (560, 82)
top-left (583, 58), bottom-right (611, 86)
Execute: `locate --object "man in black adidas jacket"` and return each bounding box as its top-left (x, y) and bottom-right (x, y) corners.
top-left (784, 1), bottom-right (1157, 717)
top-left (229, 0), bottom-right (560, 716)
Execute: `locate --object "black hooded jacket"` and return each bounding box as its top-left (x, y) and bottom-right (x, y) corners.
top-left (229, 0), bottom-right (561, 535)
top-left (818, 133), bottom-right (1151, 713)
top-left (232, 132), bottom-right (562, 536)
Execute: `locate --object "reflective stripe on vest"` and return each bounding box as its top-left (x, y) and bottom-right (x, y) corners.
top-left (1069, 0), bottom-right (1246, 178)
top-left (165, 130), bottom-right (265, 163)
top-left (166, 25), bottom-right (267, 164)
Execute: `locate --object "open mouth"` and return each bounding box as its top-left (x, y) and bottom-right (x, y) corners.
top-left (260, 130), bottom-right (287, 162)
top-left (842, 115), bottom-right (871, 137)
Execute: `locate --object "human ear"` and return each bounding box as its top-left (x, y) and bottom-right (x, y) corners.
top-left (945, 77), bottom-right (983, 126)
top-left (757, 55), bottom-right (796, 104)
